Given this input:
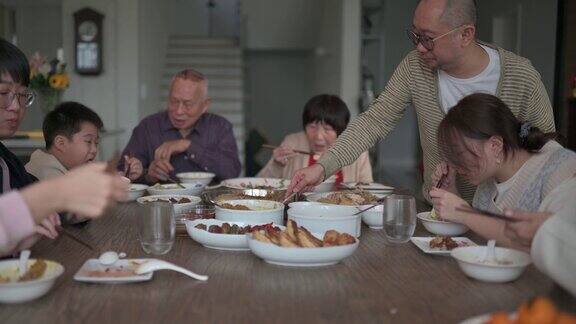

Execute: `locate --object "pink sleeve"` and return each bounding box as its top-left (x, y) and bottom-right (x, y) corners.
top-left (0, 191), bottom-right (36, 256)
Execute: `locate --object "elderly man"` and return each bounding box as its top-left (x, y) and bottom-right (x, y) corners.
top-left (286, 0), bottom-right (555, 202)
top-left (120, 69), bottom-right (241, 183)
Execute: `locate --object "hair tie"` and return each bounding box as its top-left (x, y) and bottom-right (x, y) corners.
top-left (519, 122), bottom-right (532, 140)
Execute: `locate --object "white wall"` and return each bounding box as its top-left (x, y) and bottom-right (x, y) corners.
top-left (61, 0), bottom-right (141, 158)
top-left (476, 0), bottom-right (558, 98)
top-left (139, 0), bottom-right (169, 118)
top-left (169, 0), bottom-right (239, 37)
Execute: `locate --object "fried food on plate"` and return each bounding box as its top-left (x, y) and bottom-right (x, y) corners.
top-left (252, 221), bottom-right (356, 248)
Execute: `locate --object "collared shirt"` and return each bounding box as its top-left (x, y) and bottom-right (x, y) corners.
top-left (119, 111), bottom-right (241, 183)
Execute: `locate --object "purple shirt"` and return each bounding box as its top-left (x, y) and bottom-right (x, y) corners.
top-left (119, 111), bottom-right (241, 183)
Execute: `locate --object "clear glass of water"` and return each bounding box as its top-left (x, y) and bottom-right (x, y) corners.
top-left (139, 201), bottom-right (175, 255)
top-left (383, 194), bottom-right (416, 244)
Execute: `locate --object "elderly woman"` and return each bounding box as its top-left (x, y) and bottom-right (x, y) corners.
top-left (429, 93), bottom-right (576, 248)
top-left (258, 94), bottom-right (372, 184)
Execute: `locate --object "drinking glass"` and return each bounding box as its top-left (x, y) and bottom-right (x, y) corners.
top-left (140, 201), bottom-right (175, 255)
top-left (383, 194), bottom-right (416, 244)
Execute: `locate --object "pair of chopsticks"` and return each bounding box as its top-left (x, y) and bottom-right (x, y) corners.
top-left (455, 205), bottom-right (511, 221)
top-left (261, 144), bottom-right (314, 156)
top-left (56, 225), bottom-right (96, 251)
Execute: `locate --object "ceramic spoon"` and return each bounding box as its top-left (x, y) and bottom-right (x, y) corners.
top-left (482, 240), bottom-right (497, 263)
top-left (135, 259), bottom-right (208, 281)
top-left (99, 251), bottom-right (127, 266)
top-left (18, 250), bottom-right (31, 277)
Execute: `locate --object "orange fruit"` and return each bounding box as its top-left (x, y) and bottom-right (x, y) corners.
top-left (517, 297), bottom-right (558, 324)
top-left (556, 312), bottom-right (576, 324)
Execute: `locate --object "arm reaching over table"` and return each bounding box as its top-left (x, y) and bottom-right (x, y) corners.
top-left (0, 163), bottom-right (129, 256)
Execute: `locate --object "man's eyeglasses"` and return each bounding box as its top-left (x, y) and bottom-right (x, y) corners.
top-left (406, 25), bottom-right (467, 51)
top-left (0, 89), bottom-right (35, 109)
top-left (168, 97), bottom-right (202, 111)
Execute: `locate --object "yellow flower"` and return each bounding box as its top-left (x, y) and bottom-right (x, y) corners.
top-left (48, 74), bottom-right (69, 90)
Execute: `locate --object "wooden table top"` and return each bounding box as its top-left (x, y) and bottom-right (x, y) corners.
top-left (1, 202), bottom-right (574, 324)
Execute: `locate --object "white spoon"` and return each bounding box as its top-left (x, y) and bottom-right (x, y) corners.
top-left (18, 250), bottom-right (31, 277)
top-left (482, 239), bottom-right (497, 263)
top-left (135, 259), bottom-right (208, 281)
top-left (99, 251), bottom-right (127, 266)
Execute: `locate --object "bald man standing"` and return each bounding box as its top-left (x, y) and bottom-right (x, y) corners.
top-left (287, 0), bottom-right (555, 202)
top-left (120, 69), bottom-right (241, 183)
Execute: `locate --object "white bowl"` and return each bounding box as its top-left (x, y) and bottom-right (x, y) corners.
top-left (176, 172), bottom-right (215, 186)
top-left (185, 219), bottom-right (253, 251)
top-left (147, 183), bottom-right (204, 196)
top-left (137, 194), bottom-right (202, 215)
top-left (287, 202), bottom-right (361, 237)
top-left (451, 246), bottom-right (532, 283)
top-left (247, 232), bottom-right (359, 267)
top-left (215, 199), bottom-right (284, 225)
top-left (221, 177), bottom-right (290, 190)
top-left (0, 259), bottom-right (64, 303)
top-left (125, 184), bottom-right (149, 202)
top-left (417, 211), bottom-right (469, 236)
top-left (359, 204), bottom-right (384, 229)
top-left (313, 179), bottom-right (337, 193)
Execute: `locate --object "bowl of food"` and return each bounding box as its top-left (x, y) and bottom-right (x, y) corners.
top-left (137, 194), bottom-right (202, 215)
top-left (185, 219), bottom-right (282, 251)
top-left (147, 182), bottom-right (204, 196)
top-left (313, 176), bottom-right (337, 193)
top-left (247, 220), bottom-right (359, 267)
top-left (215, 199), bottom-right (285, 225)
top-left (125, 184), bottom-right (149, 202)
top-left (176, 172), bottom-right (215, 186)
top-left (203, 188), bottom-right (287, 204)
top-left (306, 190), bottom-right (386, 206)
top-left (287, 202), bottom-right (361, 237)
top-left (417, 211), bottom-right (469, 236)
top-left (451, 246), bottom-right (532, 283)
top-left (0, 259), bottom-right (64, 303)
top-left (221, 177), bottom-right (290, 191)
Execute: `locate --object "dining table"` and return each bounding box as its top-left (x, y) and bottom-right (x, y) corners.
top-left (1, 199), bottom-right (574, 324)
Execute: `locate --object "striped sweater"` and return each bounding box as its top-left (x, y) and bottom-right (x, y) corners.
top-left (318, 43), bottom-right (556, 202)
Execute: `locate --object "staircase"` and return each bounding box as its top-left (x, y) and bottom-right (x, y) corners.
top-left (161, 35), bottom-right (245, 172)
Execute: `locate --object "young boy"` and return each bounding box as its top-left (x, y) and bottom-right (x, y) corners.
top-left (26, 101), bottom-right (103, 223)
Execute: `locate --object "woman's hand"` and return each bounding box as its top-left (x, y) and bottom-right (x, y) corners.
top-left (503, 209), bottom-right (552, 248)
top-left (431, 162), bottom-right (457, 194)
top-left (285, 164), bottom-right (325, 197)
top-left (272, 146), bottom-right (296, 166)
top-left (35, 213), bottom-right (60, 239)
top-left (429, 188), bottom-right (469, 223)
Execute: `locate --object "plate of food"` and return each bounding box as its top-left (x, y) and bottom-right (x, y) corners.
top-left (221, 177), bottom-right (290, 190)
top-left (341, 182), bottom-right (394, 192)
top-left (185, 219), bottom-right (283, 251)
top-left (215, 199), bottom-right (284, 225)
top-left (147, 182), bottom-right (204, 196)
top-left (411, 236), bottom-right (476, 256)
top-left (247, 220), bottom-right (359, 267)
top-left (74, 259), bottom-right (153, 284)
top-left (137, 194), bottom-right (201, 215)
top-left (306, 190), bottom-right (386, 206)
top-left (0, 258), bottom-right (64, 303)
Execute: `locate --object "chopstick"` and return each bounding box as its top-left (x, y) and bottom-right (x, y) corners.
top-left (436, 173), bottom-right (447, 189)
top-left (56, 225), bottom-right (96, 251)
top-left (455, 206), bottom-right (511, 221)
top-left (167, 174), bottom-right (186, 189)
top-left (261, 144), bottom-right (314, 156)
top-left (351, 188), bottom-right (412, 216)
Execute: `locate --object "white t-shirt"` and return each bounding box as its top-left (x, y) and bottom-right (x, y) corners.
top-left (438, 45), bottom-right (501, 113)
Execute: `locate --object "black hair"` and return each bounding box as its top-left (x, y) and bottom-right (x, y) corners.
top-left (0, 38), bottom-right (30, 86)
top-left (43, 101), bottom-right (104, 149)
top-left (302, 94), bottom-right (350, 136)
top-left (437, 93), bottom-right (555, 172)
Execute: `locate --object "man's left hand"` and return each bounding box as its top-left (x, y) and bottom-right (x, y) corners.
top-left (154, 139), bottom-right (191, 161)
